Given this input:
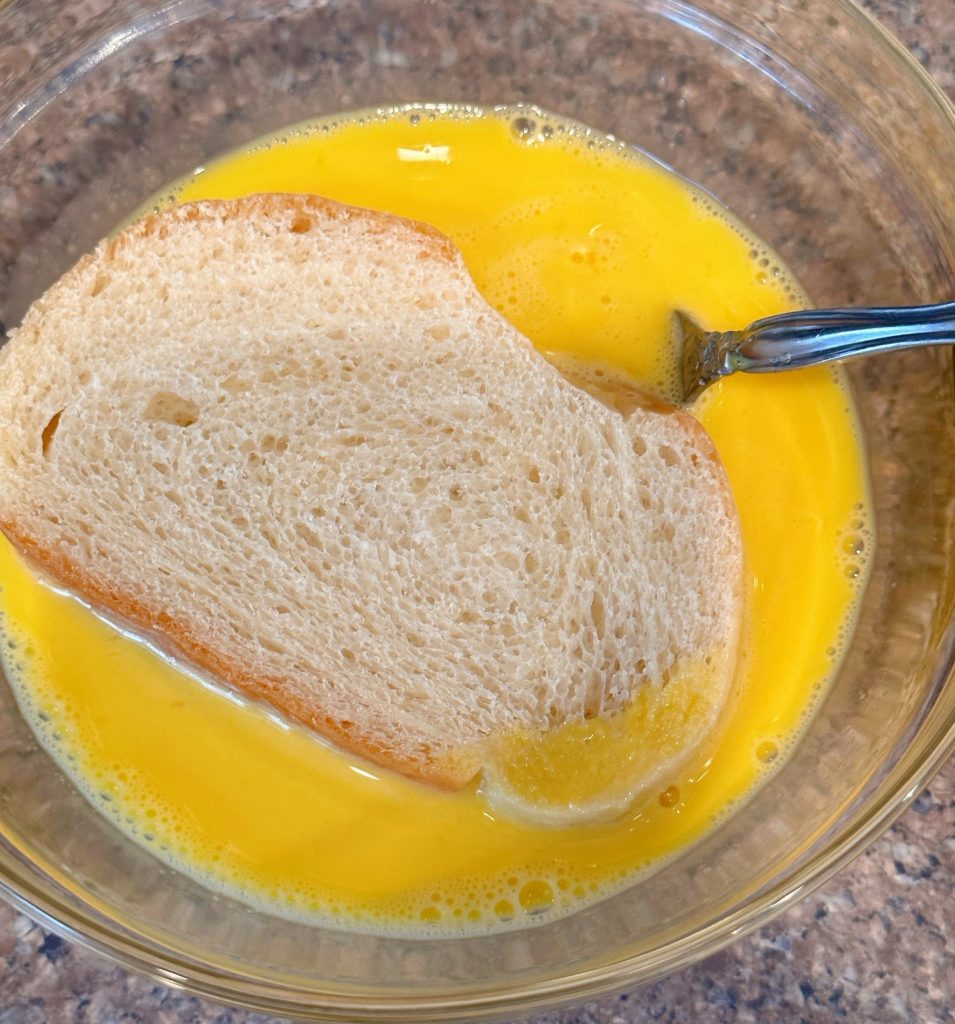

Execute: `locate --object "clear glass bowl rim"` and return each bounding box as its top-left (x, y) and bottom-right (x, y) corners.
top-left (0, 0), bottom-right (952, 1019)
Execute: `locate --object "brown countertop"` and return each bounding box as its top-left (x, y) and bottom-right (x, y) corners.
top-left (0, 1), bottom-right (952, 1021)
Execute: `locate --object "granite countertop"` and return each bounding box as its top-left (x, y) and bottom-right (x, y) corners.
top-left (1, 1), bottom-right (953, 1021)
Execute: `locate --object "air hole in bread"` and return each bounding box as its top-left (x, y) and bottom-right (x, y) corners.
top-left (495, 551), bottom-right (520, 571)
top-left (591, 593), bottom-right (606, 640)
top-left (632, 435), bottom-right (647, 456)
top-left (294, 522), bottom-right (324, 550)
top-left (289, 216), bottom-right (313, 234)
top-left (88, 273), bottom-right (109, 298)
top-left (261, 434), bottom-right (290, 453)
top-left (425, 323), bottom-right (451, 342)
top-left (144, 391), bottom-right (200, 428)
top-left (659, 443), bottom-right (680, 467)
top-left (40, 409), bottom-right (64, 457)
top-left (221, 374), bottom-right (250, 394)
top-left (655, 522), bottom-right (676, 543)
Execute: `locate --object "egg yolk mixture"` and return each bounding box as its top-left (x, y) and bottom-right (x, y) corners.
top-left (0, 105), bottom-right (872, 935)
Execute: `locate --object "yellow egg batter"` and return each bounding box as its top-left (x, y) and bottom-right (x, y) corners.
top-left (0, 104), bottom-right (872, 935)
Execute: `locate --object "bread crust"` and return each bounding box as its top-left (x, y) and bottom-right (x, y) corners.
top-left (127, 192), bottom-right (459, 261)
top-left (0, 517), bottom-right (473, 787)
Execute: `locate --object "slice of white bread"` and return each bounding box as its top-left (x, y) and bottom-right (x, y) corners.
top-left (0, 194), bottom-right (743, 802)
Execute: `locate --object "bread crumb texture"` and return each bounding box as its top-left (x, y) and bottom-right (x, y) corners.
top-left (0, 194), bottom-right (742, 789)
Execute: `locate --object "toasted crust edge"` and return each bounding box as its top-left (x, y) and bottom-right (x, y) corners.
top-left (119, 192), bottom-right (460, 264)
top-left (16, 193), bottom-right (461, 341)
top-left (0, 518), bottom-right (475, 788)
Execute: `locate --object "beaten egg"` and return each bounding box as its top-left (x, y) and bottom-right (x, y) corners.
top-left (0, 104), bottom-right (872, 935)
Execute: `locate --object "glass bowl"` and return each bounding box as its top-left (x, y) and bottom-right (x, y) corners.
top-left (1, 0), bottom-right (954, 1019)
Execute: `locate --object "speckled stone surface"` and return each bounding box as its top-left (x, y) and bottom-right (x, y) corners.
top-left (0, 0), bottom-right (953, 1022)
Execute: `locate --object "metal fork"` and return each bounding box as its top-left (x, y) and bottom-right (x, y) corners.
top-left (677, 301), bottom-right (955, 403)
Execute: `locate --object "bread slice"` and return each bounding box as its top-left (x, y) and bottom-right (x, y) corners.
top-left (0, 193), bottom-right (743, 801)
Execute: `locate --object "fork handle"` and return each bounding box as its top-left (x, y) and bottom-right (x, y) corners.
top-left (730, 301), bottom-right (955, 372)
